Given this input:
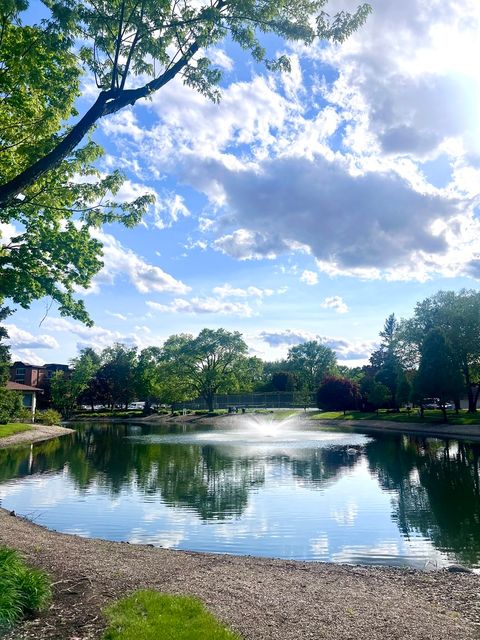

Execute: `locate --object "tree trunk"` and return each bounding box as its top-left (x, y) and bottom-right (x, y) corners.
top-left (0, 44), bottom-right (199, 207)
top-left (205, 393), bottom-right (214, 413)
top-left (441, 405), bottom-right (448, 423)
top-left (468, 385), bottom-right (477, 413)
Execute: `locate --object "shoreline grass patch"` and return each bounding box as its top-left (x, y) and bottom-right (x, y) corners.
top-left (310, 409), bottom-right (480, 425)
top-left (0, 424), bottom-right (33, 439)
top-left (103, 591), bottom-right (241, 640)
top-left (0, 547), bottom-right (51, 629)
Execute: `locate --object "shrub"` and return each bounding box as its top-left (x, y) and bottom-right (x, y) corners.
top-left (0, 390), bottom-right (23, 425)
top-left (0, 547), bottom-right (51, 628)
top-left (36, 409), bottom-right (62, 426)
top-left (317, 376), bottom-right (360, 412)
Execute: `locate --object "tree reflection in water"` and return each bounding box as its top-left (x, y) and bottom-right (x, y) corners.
top-left (365, 434), bottom-right (480, 566)
top-left (1, 424), bottom-right (480, 564)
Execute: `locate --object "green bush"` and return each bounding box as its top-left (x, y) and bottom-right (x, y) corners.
top-left (36, 409), bottom-right (62, 426)
top-left (0, 547), bottom-right (51, 628)
top-left (0, 390), bottom-right (23, 425)
top-left (17, 408), bottom-right (33, 423)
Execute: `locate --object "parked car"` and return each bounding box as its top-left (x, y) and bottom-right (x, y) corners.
top-left (422, 398), bottom-right (440, 409)
top-left (127, 402), bottom-right (145, 410)
top-left (422, 398), bottom-right (454, 410)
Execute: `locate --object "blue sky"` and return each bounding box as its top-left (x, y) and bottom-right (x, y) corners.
top-left (5, 0), bottom-right (480, 366)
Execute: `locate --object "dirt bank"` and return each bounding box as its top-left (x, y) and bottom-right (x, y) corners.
top-left (0, 424), bottom-right (74, 449)
top-left (0, 509), bottom-right (478, 640)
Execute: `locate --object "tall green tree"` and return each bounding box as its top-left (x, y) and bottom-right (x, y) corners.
top-left (287, 340), bottom-right (337, 392)
top-left (50, 349), bottom-right (99, 417)
top-left (135, 346), bottom-right (163, 412)
top-left (400, 290), bottom-right (480, 412)
top-left (0, 0), bottom-right (370, 206)
top-left (0, 302), bottom-right (23, 423)
top-left (413, 329), bottom-right (464, 422)
top-left (369, 314), bottom-right (404, 408)
top-left (160, 328), bottom-right (249, 411)
top-left (97, 343), bottom-right (138, 409)
top-left (0, 1), bottom-right (153, 322)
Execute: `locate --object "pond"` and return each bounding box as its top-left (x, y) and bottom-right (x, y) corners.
top-left (0, 416), bottom-right (479, 569)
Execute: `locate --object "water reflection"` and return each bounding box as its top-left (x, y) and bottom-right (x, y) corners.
top-left (0, 423), bottom-right (479, 567)
top-left (366, 435), bottom-right (480, 566)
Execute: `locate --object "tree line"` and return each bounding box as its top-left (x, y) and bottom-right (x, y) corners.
top-left (42, 289), bottom-right (480, 419)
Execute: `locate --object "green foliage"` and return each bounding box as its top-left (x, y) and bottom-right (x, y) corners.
top-left (0, 389), bottom-right (23, 424)
top-left (287, 340), bottom-right (337, 392)
top-left (160, 329), bottom-right (250, 411)
top-left (134, 347), bottom-right (163, 409)
top-left (1, 1), bottom-right (370, 208)
top-left (367, 381), bottom-right (391, 411)
top-left (270, 371), bottom-right (297, 392)
top-left (51, 348), bottom-right (100, 417)
top-left (413, 329), bottom-right (464, 421)
top-left (0, 547), bottom-right (51, 629)
top-left (369, 314), bottom-right (403, 407)
top-left (399, 290), bottom-right (480, 411)
top-left (36, 408), bottom-right (62, 426)
top-left (0, 305), bottom-right (13, 385)
top-left (96, 344), bottom-right (139, 409)
top-left (0, 3), bottom-right (154, 323)
top-left (102, 591), bottom-right (241, 640)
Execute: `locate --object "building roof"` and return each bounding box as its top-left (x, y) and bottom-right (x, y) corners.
top-left (6, 381), bottom-right (43, 393)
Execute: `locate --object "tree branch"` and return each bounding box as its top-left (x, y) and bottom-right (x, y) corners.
top-left (0, 39), bottom-right (199, 207)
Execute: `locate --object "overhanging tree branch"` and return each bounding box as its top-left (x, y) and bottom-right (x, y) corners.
top-left (0, 41), bottom-right (199, 207)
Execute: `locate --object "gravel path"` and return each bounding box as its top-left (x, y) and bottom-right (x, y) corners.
top-left (0, 424), bottom-right (74, 449)
top-left (0, 509), bottom-right (479, 640)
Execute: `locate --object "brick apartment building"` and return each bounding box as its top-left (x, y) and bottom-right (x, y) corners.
top-left (10, 361), bottom-right (70, 388)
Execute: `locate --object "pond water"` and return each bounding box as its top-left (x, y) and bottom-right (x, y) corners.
top-left (0, 417), bottom-right (479, 569)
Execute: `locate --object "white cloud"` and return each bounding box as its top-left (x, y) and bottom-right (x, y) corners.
top-left (10, 349), bottom-right (45, 366)
top-left (0, 222), bottom-right (19, 244)
top-left (192, 154), bottom-right (470, 279)
top-left (87, 231), bottom-right (190, 296)
top-left (150, 192), bottom-right (191, 229)
top-left (300, 270), bottom-right (318, 285)
top-left (146, 297), bottom-right (253, 317)
top-left (318, 0), bottom-right (480, 159)
top-left (42, 317), bottom-right (163, 353)
top-left (213, 229), bottom-right (286, 261)
top-left (258, 329), bottom-right (316, 348)
top-left (101, 109), bottom-right (145, 142)
top-left (207, 47), bottom-right (234, 72)
top-left (258, 330), bottom-right (376, 361)
top-left (321, 296), bottom-right (349, 314)
top-left (5, 324), bottom-right (59, 350)
top-left (106, 311), bottom-right (128, 321)
top-left (212, 283), bottom-right (275, 298)
top-left (43, 317), bottom-right (126, 346)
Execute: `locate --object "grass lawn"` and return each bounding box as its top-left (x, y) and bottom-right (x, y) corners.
top-left (103, 591), bottom-right (241, 640)
top-left (310, 409), bottom-right (480, 425)
top-left (0, 423), bottom-right (33, 439)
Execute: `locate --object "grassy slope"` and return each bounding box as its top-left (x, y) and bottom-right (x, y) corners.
top-left (310, 409), bottom-right (480, 425)
top-left (103, 591), bottom-right (241, 640)
top-left (0, 424), bottom-right (33, 439)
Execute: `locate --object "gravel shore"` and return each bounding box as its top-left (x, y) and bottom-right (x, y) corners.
top-left (0, 424), bottom-right (74, 449)
top-left (0, 509), bottom-right (479, 640)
